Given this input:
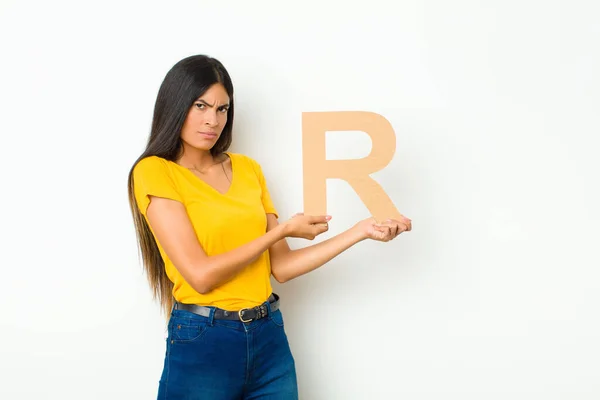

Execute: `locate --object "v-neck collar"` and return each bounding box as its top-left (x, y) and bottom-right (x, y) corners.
top-left (170, 152), bottom-right (235, 196)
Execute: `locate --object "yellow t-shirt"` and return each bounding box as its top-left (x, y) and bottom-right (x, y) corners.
top-left (132, 152), bottom-right (278, 310)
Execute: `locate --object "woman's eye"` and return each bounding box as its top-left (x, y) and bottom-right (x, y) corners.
top-left (218, 107), bottom-right (228, 113)
top-left (195, 103), bottom-right (205, 109)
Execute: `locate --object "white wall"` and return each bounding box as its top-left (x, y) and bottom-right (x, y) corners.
top-left (1, 0), bottom-right (599, 398)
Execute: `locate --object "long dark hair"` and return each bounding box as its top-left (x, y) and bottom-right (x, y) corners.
top-left (126, 55), bottom-right (235, 317)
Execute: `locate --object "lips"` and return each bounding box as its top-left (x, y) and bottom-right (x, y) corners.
top-left (198, 131), bottom-right (218, 139)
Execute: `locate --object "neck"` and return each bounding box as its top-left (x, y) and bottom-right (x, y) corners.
top-left (177, 144), bottom-right (216, 169)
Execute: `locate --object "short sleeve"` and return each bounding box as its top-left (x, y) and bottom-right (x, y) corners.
top-left (247, 156), bottom-right (278, 218)
top-left (132, 156), bottom-right (183, 215)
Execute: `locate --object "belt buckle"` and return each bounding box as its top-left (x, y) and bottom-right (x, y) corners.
top-left (238, 308), bottom-right (253, 323)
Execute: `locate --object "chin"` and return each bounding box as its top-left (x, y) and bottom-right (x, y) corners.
top-left (183, 139), bottom-right (218, 152)
top-left (194, 144), bottom-right (216, 152)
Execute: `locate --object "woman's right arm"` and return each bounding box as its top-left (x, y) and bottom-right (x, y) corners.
top-left (145, 195), bottom-right (329, 294)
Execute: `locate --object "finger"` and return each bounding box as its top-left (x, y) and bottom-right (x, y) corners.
top-left (383, 220), bottom-right (399, 237)
top-left (308, 215), bottom-right (332, 224)
top-left (394, 225), bottom-right (403, 237)
top-left (401, 216), bottom-right (412, 231)
top-left (403, 220), bottom-right (411, 232)
top-left (374, 221), bottom-right (391, 229)
top-left (387, 226), bottom-right (395, 241)
top-left (393, 226), bottom-right (403, 238)
top-left (373, 229), bottom-right (387, 241)
top-left (314, 224), bottom-right (329, 235)
top-left (379, 224), bottom-right (392, 233)
top-left (373, 225), bottom-right (388, 236)
top-left (397, 223), bottom-right (408, 236)
top-left (380, 225), bottom-right (392, 240)
top-left (389, 218), bottom-right (411, 233)
top-left (379, 223), bottom-right (398, 241)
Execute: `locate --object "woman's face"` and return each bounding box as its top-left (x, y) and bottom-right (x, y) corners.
top-left (180, 83), bottom-right (230, 152)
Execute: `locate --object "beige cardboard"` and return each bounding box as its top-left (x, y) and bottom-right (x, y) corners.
top-left (302, 111), bottom-right (403, 223)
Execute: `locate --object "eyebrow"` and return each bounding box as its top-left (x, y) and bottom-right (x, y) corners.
top-left (196, 99), bottom-right (230, 108)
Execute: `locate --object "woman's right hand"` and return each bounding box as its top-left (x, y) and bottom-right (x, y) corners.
top-left (282, 213), bottom-right (331, 240)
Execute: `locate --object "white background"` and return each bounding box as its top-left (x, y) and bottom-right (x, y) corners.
top-left (1, 0), bottom-right (599, 398)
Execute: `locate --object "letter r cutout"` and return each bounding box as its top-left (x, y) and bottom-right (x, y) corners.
top-left (302, 111), bottom-right (402, 223)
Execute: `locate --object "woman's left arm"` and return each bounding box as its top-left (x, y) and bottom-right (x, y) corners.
top-left (267, 213), bottom-right (411, 283)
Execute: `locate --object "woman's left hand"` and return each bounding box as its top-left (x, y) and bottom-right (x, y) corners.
top-left (353, 216), bottom-right (412, 242)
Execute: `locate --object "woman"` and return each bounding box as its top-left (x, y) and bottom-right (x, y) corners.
top-left (127, 54), bottom-right (411, 399)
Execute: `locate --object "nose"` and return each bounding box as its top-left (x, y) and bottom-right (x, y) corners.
top-left (204, 109), bottom-right (218, 127)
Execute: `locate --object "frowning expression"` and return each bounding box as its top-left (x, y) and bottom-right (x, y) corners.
top-left (180, 83), bottom-right (230, 151)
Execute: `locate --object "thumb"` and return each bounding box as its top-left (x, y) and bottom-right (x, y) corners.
top-left (308, 215), bottom-right (332, 224)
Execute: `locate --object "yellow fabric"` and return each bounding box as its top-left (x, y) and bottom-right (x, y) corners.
top-left (132, 152), bottom-right (278, 310)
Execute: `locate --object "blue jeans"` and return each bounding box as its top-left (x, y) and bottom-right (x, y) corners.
top-left (157, 299), bottom-right (298, 399)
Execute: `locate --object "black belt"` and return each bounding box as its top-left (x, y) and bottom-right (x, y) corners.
top-left (173, 293), bottom-right (280, 323)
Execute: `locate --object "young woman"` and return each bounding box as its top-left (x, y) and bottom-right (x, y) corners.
top-left (127, 54), bottom-right (411, 400)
